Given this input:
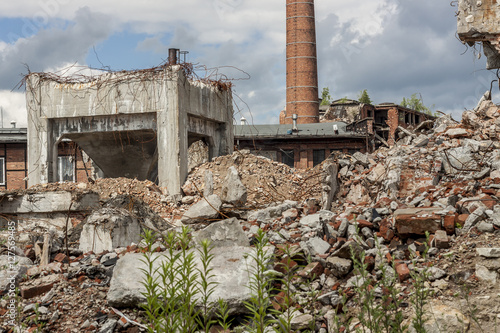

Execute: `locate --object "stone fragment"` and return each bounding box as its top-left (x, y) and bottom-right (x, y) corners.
top-left (98, 318), bottom-right (118, 333)
top-left (192, 218), bottom-right (249, 248)
top-left (107, 246), bottom-right (272, 314)
top-left (413, 134), bottom-right (429, 147)
top-left (203, 170), bottom-right (214, 197)
top-left (337, 218), bottom-right (349, 237)
top-left (427, 267), bottom-right (446, 282)
top-left (367, 163), bottom-right (386, 183)
top-left (299, 211), bottom-right (334, 229)
top-left (444, 128), bottom-right (469, 138)
top-left (407, 301), bottom-right (469, 333)
top-left (441, 146), bottom-right (477, 175)
top-left (181, 196), bottom-right (195, 205)
top-left (433, 230), bottom-right (449, 249)
top-left (331, 240), bottom-right (363, 260)
top-left (290, 313), bottom-right (314, 331)
top-left (476, 248), bottom-right (500, 258)
top-left (180, 194), bottom-right (222, 224)
top-left (247, 201), bottom-right (297, 223)
top-left (462, 206), bottom-right (486, 231)
top-left (326, 256), bottom-right (352, 277)
top-left (0, 255), bottom-right (32, 293)
top-left (300, 237), bottom-right (330, 256)
top-left (477, 221), bottom-right (494, 233)
top-left (475, 264), bottom-right (497, 284)
top-left (79, 207), bottom-right (142, 254)
top-left (221, 166), bottom-right (247, 206)
top-left (352, 152), bottom-right (369, 166)
top-left (21, 274), bottom-right (62, 299)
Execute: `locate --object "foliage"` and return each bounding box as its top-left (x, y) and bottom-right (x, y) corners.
top-left (321, 87), bottom-right (332, 106)
top-left (243, 229), bottom-right (275, 333)
top-left (358, 89), bottom-right (373, 105)
top-left (401, 93), bottom-right (434, 115)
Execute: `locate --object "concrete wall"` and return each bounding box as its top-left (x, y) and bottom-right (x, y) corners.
top-left (26, 66), bottom-right (233, 195)
top-left (457, 0), bottom-right (500, 69)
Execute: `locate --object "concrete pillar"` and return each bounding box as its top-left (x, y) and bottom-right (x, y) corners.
top-left (26, 75), bottom-right (57, 186)
top-left (157, 69), bottom-right (185, 197)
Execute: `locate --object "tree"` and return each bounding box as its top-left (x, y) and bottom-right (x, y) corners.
top-left (400, 93), bottom-right (432, 115)
top-left (358, 89), bottom-right (372, 105)
top-left (320, 87), bottom-right (332, 106)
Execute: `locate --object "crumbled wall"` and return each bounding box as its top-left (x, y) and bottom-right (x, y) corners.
top-left (457, 0), bottom-right (500, 69)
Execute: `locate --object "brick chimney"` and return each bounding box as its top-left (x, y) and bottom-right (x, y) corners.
top-left (284, 0), bottom-right (319, 124)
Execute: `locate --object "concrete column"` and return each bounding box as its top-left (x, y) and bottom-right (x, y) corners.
top-left (27, 75), bottom-right (56, 186)
top-left (157, 68), bottom-right (188, 197)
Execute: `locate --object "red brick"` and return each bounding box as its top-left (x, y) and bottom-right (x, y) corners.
top-left (443, 214), bottom-right (456, 235)
top-left (356, 219), bottom-right (374, 229)
top-left (298, 261), bottom-right (324, 279)
top-left (394, 208), bottom-right (442, 237)
top-left (377, 219), bottom-right (394, 241)
top-left (21, 283), bottom-right (55, 299)
top-left (54, 253), bottom-right (69, 263)
top-left (456, 214), bottom-right (469, 228)
top-left (395, 262), bottom-right (410, 282)
top-left (274, 257), bottom-right (298, 274)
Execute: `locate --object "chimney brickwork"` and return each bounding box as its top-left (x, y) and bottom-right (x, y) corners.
top-left (284, 0), bottom-right (319, 124)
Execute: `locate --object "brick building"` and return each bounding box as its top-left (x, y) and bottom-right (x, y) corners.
top-left (0, 128), bottom-right (94, 190)
top-left (234, 122), bottom-right (371, 169)
top-left (242, 100), bottom-right (436, 169)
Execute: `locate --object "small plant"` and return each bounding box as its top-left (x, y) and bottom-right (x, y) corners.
top-left (216, 298), bottom-right (233, 331)
top-left (272, 244), bottom-right (299, 333)
top-left (196, 239), bottom-right (218, 333)
top-left (140, 227), bottom-right (204, 333)
top-left (408, 233), bottom-right (433, 333)
top-left (243, 229), bottom-right (274, 333)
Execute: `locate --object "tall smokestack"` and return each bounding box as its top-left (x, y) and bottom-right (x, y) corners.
top-left (285, 0), bottom-right (319, 124)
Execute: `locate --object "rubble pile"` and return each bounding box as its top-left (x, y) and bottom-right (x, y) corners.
top-left (183, 151), bottom-right (323, 207)
top-left (27, 178), bottom-right (174, 217)
top-left (2, 94), bottom-right (500, 332)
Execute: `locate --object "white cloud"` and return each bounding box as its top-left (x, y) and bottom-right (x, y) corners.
top-left (0, 90), bottom-right (27, 128)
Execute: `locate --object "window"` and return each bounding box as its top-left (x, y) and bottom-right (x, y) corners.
top-left (0, 157), bottom-right (4, 185)
top-left (313, 150), bottom-right (325, 167)
top-left (281, 150), bottom-right (294, 168)
top-left (57, 156), bottom-right (75, 182)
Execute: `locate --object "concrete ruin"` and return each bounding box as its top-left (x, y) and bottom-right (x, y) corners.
top-left (457, 0), bottom-right (500, 69)
top-left (25, 65), bottom-right (233, 196)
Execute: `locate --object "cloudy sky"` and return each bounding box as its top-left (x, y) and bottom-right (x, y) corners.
top-left (0, 0), bottom-right (497, 127)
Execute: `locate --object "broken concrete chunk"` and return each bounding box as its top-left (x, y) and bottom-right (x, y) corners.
top-left (247, 201), bottom-right (297, 223)
top-left (180, 194), bottom-right (222, 224)
top-left (0, 255), bottom-right (32, 293)
top-left (192, 217), bottom-right (249, 248)
top-left (300, 237), bottom-right (330, 256)
top-left (299, 210), bottom-right (334, 229)
top-left (221, 166), bottom-right (247, 206)
top-left (444, 128), bottom-right (469, 139)
top-left (107, 246), bottom-right (267, 314)
top-left (462, 207), bottom-right (486, 231)
top-left (352, 152), bottom-right (370, 166)
top-left (326, 256), bottom-right (352, 277)
top-left (475, 264), bottom-right (497, 284)
top-left (367, 163), bottom-right (386, 183)
top-left (433, 230), bottom-right (450, 249)
top-left (476, 248), bottom-right (500, 258)
top-left (413, 134), bottom-right (429, 147)
top-left (79, 207), bottom-right (142, 254)
top-left (203, 170), bottom-right (214, 197)
top-left (407, 301), bottom-right (469, 333)
top-left (441, 146), bottom-right (478, 175)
